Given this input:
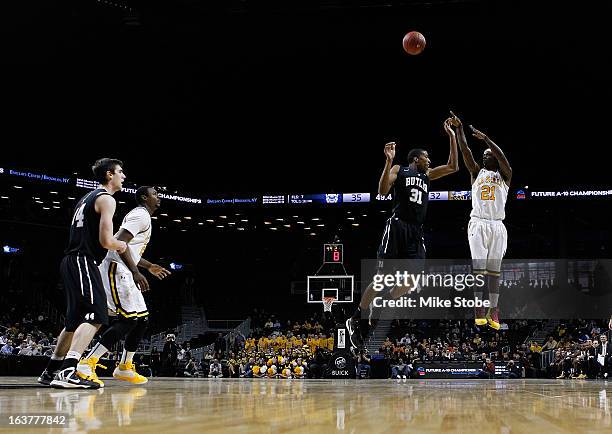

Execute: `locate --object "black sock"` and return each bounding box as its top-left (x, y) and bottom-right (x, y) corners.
top-left (59, 358), bottom-right (79, 371)
top-left (46, 358), bottom-right (63, 373)
top-left (352, 306), bottom-right (361, 320)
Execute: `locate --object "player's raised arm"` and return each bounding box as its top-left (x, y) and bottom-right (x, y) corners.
top-left (469, 125), bottom-right (512, 185)
top-left (427, 118), bottom-right (459, 181)
top-left (378, 142), bottom-right (400, 195)
top-left (96, 195), bottom-right (127, 253)
top-left (450, 111), bottom-right (480, 184)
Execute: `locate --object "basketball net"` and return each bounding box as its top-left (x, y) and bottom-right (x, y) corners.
top-left (322, 296), bottom-right (336, 313)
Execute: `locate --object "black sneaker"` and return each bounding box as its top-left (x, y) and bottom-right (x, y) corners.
top-left (50, 367), bottom-right (100, 389)
top-left (345, 317), bottom-right (363, 350)
top-left (37, 370), bottom-right (56, 386)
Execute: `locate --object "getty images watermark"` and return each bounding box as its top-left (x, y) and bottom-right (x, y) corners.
top-left (361, 259), bottom-right (612, 320)
top-left (372, 270), bottom-right (489, 309)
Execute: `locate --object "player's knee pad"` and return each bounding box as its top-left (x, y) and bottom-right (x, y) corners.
top-left (124, 316), bottom-right (149, 351)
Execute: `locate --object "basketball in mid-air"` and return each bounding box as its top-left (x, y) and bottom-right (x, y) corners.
top-left (403, 31), bottom-right (426, 55)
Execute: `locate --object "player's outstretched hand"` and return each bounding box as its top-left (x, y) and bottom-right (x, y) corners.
top-left (148, 264), bottom-right (171, 280)
top-left (443, 118), bottom-right (456, 137)
top-left (449, 111), bottom-right (462, 127)
top-left (384, 142), bottom-right (396, 162)
top-left (469, 125), bottom-right (488, 141)
top-left (133, 271), bottom-right (150, 292)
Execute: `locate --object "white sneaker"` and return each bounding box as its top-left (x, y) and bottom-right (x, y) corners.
top-left (402, 375), bottom-right (407, 379)
top-left (396, 375), bottom-right (401, 379)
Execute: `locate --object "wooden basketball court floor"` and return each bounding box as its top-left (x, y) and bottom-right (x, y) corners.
top-left (0, 377), bottom-right (610, 433)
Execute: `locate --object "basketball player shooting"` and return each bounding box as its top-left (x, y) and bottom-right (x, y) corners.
top-left (38, 158), bottom-right (128, 389)
top-left (346, 118), bottom-right (459, 350)
top-left (450, 111), bottom-right (511, 330)
top-left (77, 186), bottom-right (171, 386)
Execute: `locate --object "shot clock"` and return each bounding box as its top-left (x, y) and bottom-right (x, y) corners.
top-left (323, 244), bottom-right (343, 264)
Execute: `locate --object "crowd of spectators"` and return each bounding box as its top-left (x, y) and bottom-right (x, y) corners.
top-left (3, 301), bottom-right (610, 381)
top-left (541, 320), bottom-right (611, 380)
top-left (0, 307), bottom-right (58, 358)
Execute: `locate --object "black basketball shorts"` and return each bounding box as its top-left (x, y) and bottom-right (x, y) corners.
top-left (376, 217), bottom-right (426, 274)
top-left (60, 254), bottom-right (109, 331)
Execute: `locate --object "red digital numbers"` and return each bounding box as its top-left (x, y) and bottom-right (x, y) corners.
top-left (333, 251), bottom-right (340, 262)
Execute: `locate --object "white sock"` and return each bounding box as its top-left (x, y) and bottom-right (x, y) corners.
top-left (65, 350), bottom-right (82, 361)
top-left (121, 350), bottom-right (135, 364)
top-left (489, 293), bottom-right (499, 308)
top-left (51, 353), bottom-right (63, 361)
top-left (474, 292), bottom-right (484, 305)
top-left (85, 342), bottom-right (109, 360)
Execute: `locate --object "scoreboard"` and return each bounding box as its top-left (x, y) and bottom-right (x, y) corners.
top-left (323, 244), bottom-right (343, 264)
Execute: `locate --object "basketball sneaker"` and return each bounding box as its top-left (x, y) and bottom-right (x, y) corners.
top-left (474, 307), bottom-right (487, 326)
top-left (50, 367), bottom-right (100, 389)
top-left (37, 369), bottom-right (57, 386)
top-left (113, 361), bottom-right (149, 384)
top-left (345, 316), bottom-right (363, 350)
top-left (77, 357), bottom-right (107, 387)
top-left (486, 307), bottom-right (501, 330)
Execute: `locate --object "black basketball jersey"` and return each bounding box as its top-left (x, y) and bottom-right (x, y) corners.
top-left (64, 188), bottom-right (111, 264)
top-left (391, 166), bottom-right (430, 224)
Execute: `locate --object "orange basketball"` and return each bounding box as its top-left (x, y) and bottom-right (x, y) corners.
top-left (403, 31), bottom-right (426, 55)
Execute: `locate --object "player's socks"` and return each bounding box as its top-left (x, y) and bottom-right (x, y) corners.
top-left (46, 356), bottom-right (64, 373)
top-left (474, 292), bottom-right (487, 325)
top-left (85, 342), bottom-right (109, 360)
top-left (486, 307), bottom-right (501, 330)
top-left (59, 351), bottom-right (81, 370)
top-left (121, 349), bottom-right (135, 364)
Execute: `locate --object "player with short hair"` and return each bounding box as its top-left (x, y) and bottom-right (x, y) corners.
top-left (38, 158), bottom-right (128, 389)
top-left (77, 186), bottom-right (171, 386)
top-left (450, 111), bottom-right (511, 330)
top-left (346, 118), bottom-right (459, 349)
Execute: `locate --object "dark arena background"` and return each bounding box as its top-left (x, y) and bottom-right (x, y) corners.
top-left (1, 0), bottom-right (611, 432)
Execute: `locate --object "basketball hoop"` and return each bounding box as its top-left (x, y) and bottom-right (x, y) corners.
top-left (322, 296), bottom-right (336, 312)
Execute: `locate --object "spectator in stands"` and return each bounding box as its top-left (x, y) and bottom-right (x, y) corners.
top-left (529, 341), bottom-right (543, 353)
top-left (391, 358), bottom-right (410, 379)
top-left (505, 359), bottom-right (521, 378)
top-left (478, 358), bottom-right (496, 379)
top-left (209, 359), bottom-right (223, 378)
top-left (241, 357), bottom-right (255, 378)
top-left (161, 333), bottom-right (178, 377)
top-left (597, 334), bottom-right (611, 378)
top-left (356, 349), bottom-right (371, 379)
top-left (308, 347), bottom-right (326, 379)
top-left (1, 340), bottom-right (14, 355)
top-left (264, 319), bottom-right (274, 332)
top-left (18, 341), bottom-right (33, 356)
top-left (541, 336), bottom-right (558, 351)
